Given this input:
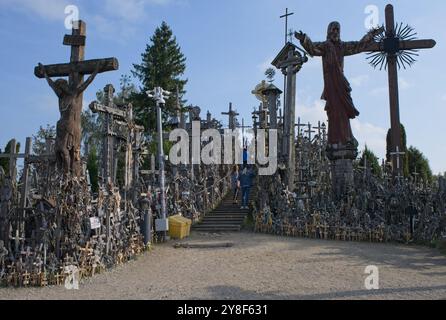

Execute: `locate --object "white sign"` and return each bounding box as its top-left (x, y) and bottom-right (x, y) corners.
top-left (90, 217), bottom-right (101, 230)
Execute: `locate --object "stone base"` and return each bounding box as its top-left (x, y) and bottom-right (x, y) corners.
top-left (327, 143), bottom-right (358, 199)
top-left (331, 159), bottom-right (354, 199)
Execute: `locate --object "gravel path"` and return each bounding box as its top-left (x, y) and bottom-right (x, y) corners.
top-left (1, 232), bottom-right (445, 300)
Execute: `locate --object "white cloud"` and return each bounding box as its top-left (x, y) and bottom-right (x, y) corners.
top-left (369, 86), bottom-right (387, 97)
top-left (295, 99), bottom-right (387, 160)
top-left (442, 94), bottom-right (446, 102)
top-left (399, 77), bottom-right (413, 90)
top-left (369, 77), bottom-right (412, 96)
top-left (0, 0), bottom-right (69, 21)
top-left (104, 0), bottom-right (174, 22)
top-left (257, 56), bottom-right (274, 73)
top-left (351, 119), bottom-right (387, 160)
top-left (350, 75), bottom-right (369, 87)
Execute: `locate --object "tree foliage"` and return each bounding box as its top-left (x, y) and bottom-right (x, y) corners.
top-left (358, 146), bottom-right (382, 177)
top-left (131, 21), bottom-right (187, 132)
top-left (0, 139), bottom-right (21, 174)
top-left (407, 146), bottom-right (433, 183)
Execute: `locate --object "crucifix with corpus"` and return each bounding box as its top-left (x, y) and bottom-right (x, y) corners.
top-left (295, 4), bottom-right (436, 179)
top-left (35, 21), bottom-right (119, 177)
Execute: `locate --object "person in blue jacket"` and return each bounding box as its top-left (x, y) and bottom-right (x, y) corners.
top-left (238, 165), bottom-right (255, 209)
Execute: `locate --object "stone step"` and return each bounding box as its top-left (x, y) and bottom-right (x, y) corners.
top-left (193, 226), bottom-right (241, 232)
top-left (200, 219), bottom-right (244, 225)
top-left (202, 216), bottom-right (246, 220)
top-left (205, 215), bottom-right (247, 219)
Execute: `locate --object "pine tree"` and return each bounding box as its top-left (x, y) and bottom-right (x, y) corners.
top-left (87, 146), bottom-right (99, 193)
top-left (131, 21), bottom-right (187, 132)
top-left (359, 146), bottom-right (382, 177)
top-left (0, 140), bottom-right (21, 174)
top-left (407, 146), bottom-right (433, 183)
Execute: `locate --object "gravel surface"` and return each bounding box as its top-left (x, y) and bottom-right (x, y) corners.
top-left (1, 232), bottom-right (445, 300)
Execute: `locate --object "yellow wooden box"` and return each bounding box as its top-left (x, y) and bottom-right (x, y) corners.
top-left (174, 215), bottom-right (192, 236)
top-left (168, 215), bottom-right (189, 239)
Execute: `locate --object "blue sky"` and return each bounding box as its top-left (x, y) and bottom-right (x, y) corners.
top-left (0, 0), bottom-right (445, 173)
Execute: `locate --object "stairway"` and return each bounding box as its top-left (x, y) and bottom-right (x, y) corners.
top-left (193, 194), bottom-right (252, 233)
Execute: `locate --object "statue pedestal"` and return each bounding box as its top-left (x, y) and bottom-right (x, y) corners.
top-left (327, 143), bottom-right (358, 199)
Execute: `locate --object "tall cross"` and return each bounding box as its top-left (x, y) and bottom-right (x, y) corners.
top-left (295, 117), bottom-right (307, 137)
top-left (313, 121), bottom-right (326, 141)
top-left (115, 103), bottom-right (145, 192)
top-left (305, 123), bottom-right (316, 142)
top-left (35, 21), bottom-right (119, 176)
top-left (221, 102), bottom-right (239, 130)
top-left (89, 84), bottom-right (127, 185)
top-left (0, 138), bottom-right (32, 247)
top-left (364, 4), bottom-right (436, 177)
top-left (280, 8), bottom-right (294, 45)
top-left (358, 155), bottom-right (368, 180)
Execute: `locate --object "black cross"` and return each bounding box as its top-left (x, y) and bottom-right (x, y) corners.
top-left (280, 8), bottom-right (294, 45)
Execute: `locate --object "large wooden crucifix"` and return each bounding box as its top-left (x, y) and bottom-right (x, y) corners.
top-left (364, 4), bottom-right (436, 177)
top-left (35, 21), bottom-right (119, 177)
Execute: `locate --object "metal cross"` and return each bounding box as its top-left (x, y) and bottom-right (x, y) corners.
top-left (390, 146), bottom-right (405, 173)
top-left (280, 8), bottom-right (294, 45)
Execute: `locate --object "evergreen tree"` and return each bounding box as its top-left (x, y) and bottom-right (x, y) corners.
top-left (386, 124), bottom-right (409, 176)
top-left (407, 146), bottom-right (433, 183)
top-left (359, 146), bottom-right (382, 177)
top-left (0, 140), bottom-right (21, 174)
top-left (131, 21), bottom-right (187, 132)
top-left (87, 146), bottom-right (99, 194)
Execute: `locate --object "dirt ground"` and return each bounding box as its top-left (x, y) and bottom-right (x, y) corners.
top-left (1, 231), bottom-right (445, 300)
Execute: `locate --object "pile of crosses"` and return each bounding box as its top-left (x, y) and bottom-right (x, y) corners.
top-left (253, 120), bottom-right (446, 244)
top-left (137, 105), bottom-right (232, 226)
top-left (0, 20), bottom-right (233, 287)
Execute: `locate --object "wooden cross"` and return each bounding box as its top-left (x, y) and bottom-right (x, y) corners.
top-left (90, 84), bottom-right (127, 185)
top-left (0, 138), bottom-right (32, 240)
top-left (34, 21), bottom-right (118, 80)
top-left (364, 4), bottom-right (436, 177)
top-left (313, 121), bottom-right (326, 142)
top-left (305, 123), bottom-right (316, 142)
top-left (35, 21), bottom-right (119, 176)
top-left (358, 154), bottom-right (368, 180)
top-left (221, 102), bottom-right (239, 130)
top-left (295, 117), bottom-right (307, 137)
top-left (0, 139), bottom-right (19, 179)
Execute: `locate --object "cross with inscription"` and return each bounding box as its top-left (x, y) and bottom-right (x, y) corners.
top-left (35, 21), bottom-right (119, 177)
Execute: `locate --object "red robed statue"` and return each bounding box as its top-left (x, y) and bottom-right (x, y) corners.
top-left (295, 22), bottom-right (383, 148)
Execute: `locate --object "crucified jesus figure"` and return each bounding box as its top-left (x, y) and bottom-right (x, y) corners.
top-left (38, 62), bottom-right (102, 175)
top-left (295, 22), bottom-right (384, 149)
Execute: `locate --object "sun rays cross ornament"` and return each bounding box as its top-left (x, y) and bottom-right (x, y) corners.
top-left (364, 4), bottom-right (436, 178)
